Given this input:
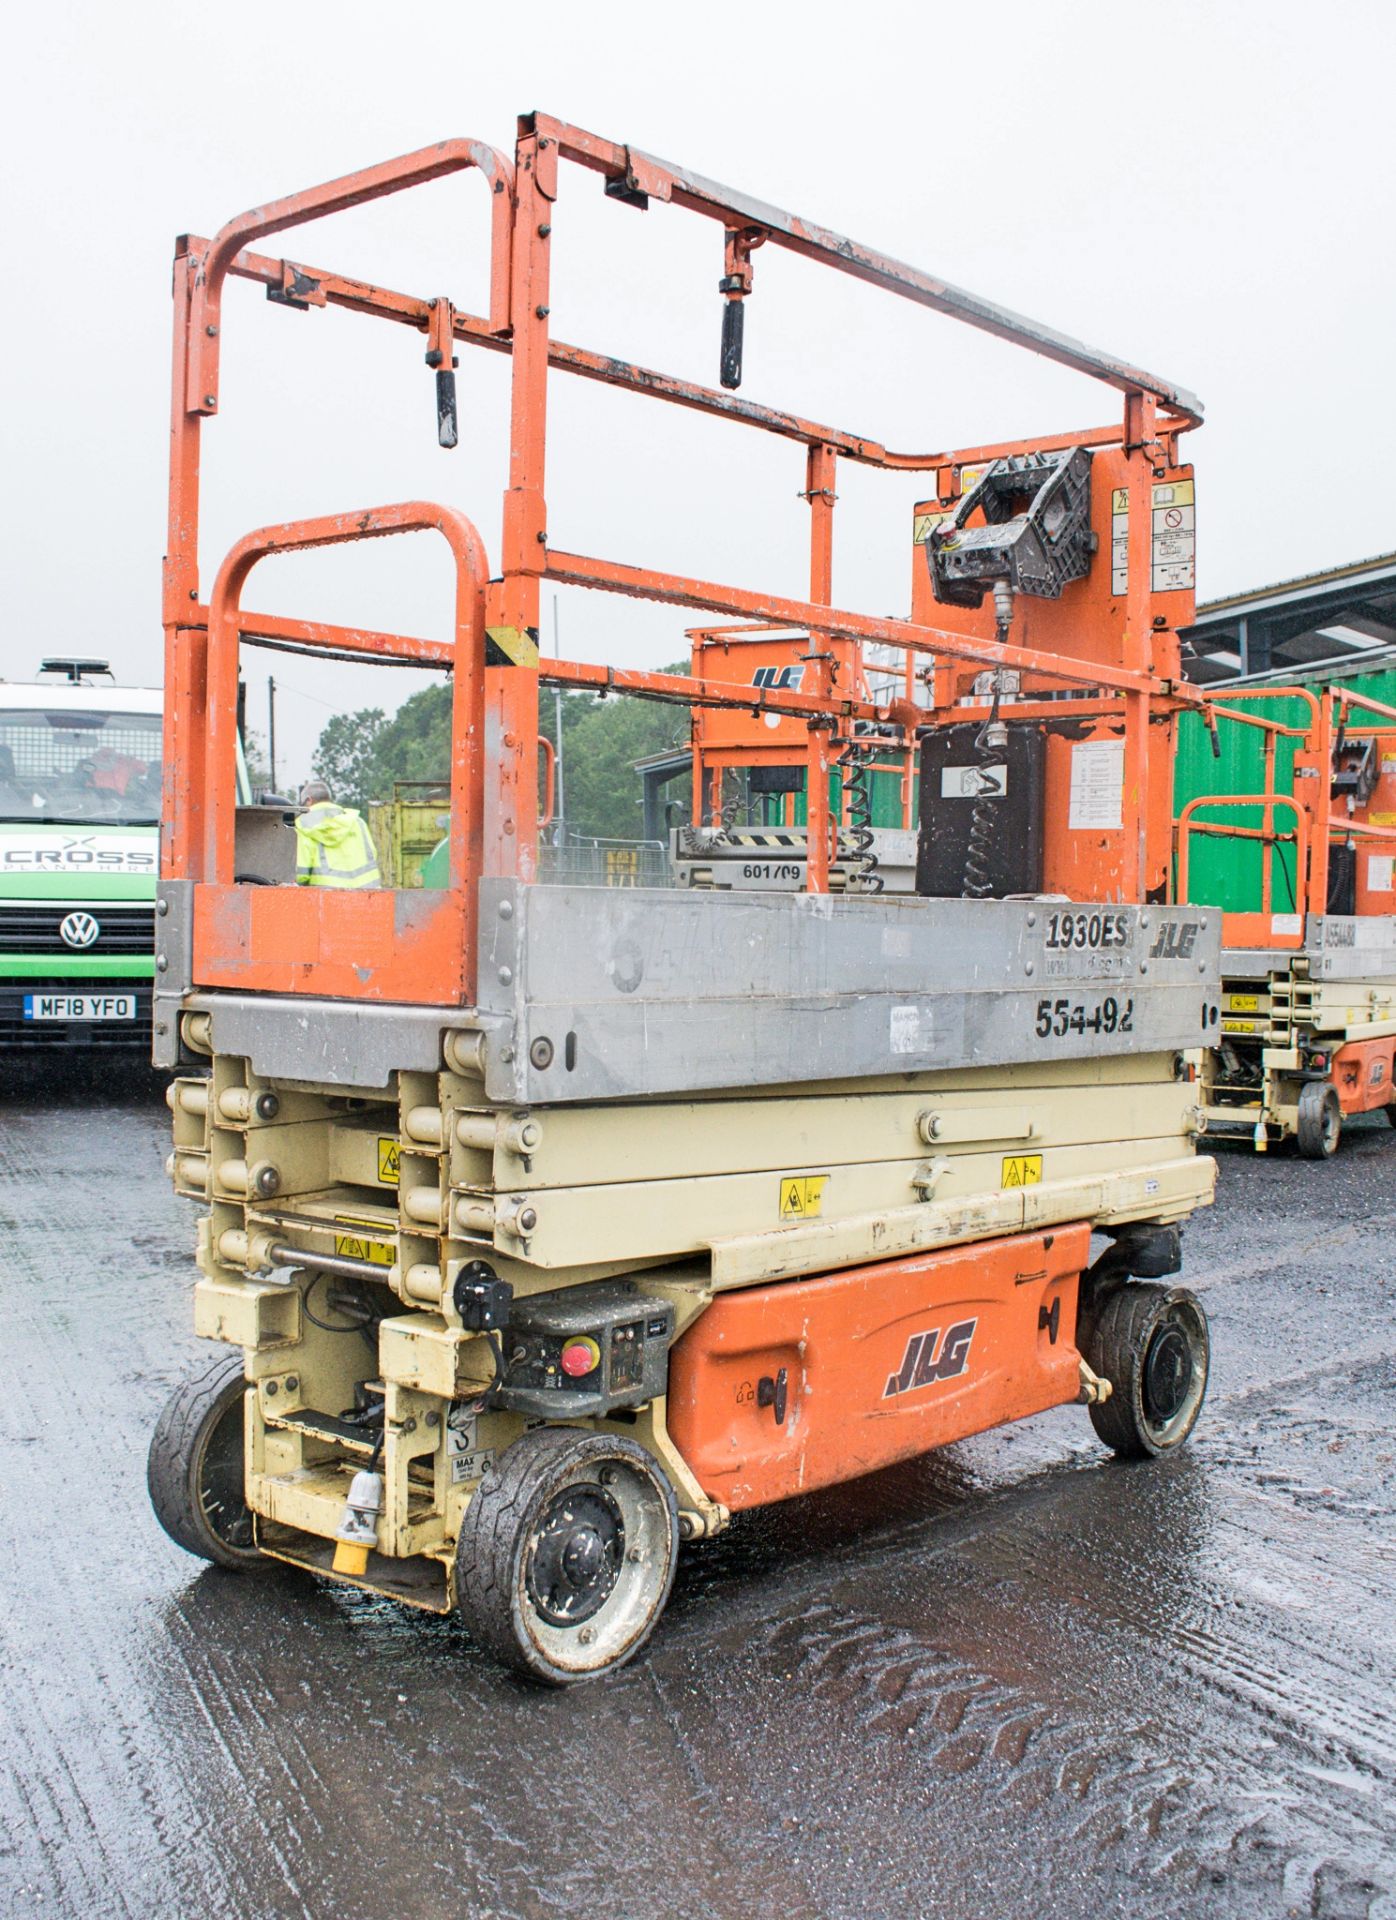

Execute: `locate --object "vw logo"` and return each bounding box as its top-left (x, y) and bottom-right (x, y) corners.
top-left (59, 911), bottom-right (101, 950)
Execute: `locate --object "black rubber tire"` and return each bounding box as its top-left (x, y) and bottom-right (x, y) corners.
top-left (1085, 1282), bottom-right (1209, 1459)
top-left (1296, 1082), bottom-right (1342, 1159)
top-left (1384, 1098), bottom-right (1396, 1128)
top-left (147, 1350), bottom-right (264, 1570)
top-left (456, 1427), bottom-right (678, 1686)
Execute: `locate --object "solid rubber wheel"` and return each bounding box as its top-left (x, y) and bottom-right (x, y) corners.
top-left (1084, 1283), bottom-right (1210, 1459)
top-left (455, 1427), bottom-right (678, 1686)
top-left (148, 1350), bottom-right (264, 1570)
top-left (1296, 1082), bottom-right (1342, 1159)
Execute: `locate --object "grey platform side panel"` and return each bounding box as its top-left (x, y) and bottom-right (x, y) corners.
top-left (159, 879), bottom-right (1220, 1096)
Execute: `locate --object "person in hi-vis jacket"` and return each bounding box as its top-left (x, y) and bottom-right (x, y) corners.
top-left (293, 781), bottom-right (382, 889)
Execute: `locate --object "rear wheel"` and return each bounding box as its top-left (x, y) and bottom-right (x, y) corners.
top-left (456, 1427), bottom-right (678, 1685)
top-left (1084, 1283), bottom-right (1209, 1459)
top-left (1296, 1081), bottom-right (1341, 1158)
top-left (148, 1351), bottom-right (263, 1570)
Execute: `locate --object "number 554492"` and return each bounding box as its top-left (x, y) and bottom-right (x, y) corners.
top-left (1034, 995), bottom-right (1134, 1039)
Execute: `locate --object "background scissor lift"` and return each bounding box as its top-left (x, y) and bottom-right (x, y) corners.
top-left (1175, 679), bottom-right (1396, 1154)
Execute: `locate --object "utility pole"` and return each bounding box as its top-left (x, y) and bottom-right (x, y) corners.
top-left (267, 675), bottom-right (278, 793)
top-left (551, 598), bottom-right (566, 839)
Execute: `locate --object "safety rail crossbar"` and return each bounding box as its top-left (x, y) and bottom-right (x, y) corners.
top-left (165, 110), bottom-right (1207, 934)
top-left (201, 505), bottom-right (487, 887)
top-left (1205, 705), bottom-right (1312, 739)
top-left (540, 551), bottom-right (1168, 696)
top-left (537, 115), bottom-right (1203, 425)
top-left (1176, 793), bottom-right (1308, 933)
top-left (1332, 689), bottom-right (1396, 727)
top-left (1205, 686), bottom-right (1323, 729)
top-left (210, 237), bottom-right (1168, 475)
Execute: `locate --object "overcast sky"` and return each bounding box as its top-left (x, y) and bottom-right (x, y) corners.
top-left (3, 2), bottom-right (1393, 783)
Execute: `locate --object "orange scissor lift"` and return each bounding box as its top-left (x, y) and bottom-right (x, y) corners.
top-left (1177, 684), bottom-right (1396, 1153)
top-left (672, 625), bottom-right (921, 893)
top-left (150, 113), bottom-right (1219, 1683)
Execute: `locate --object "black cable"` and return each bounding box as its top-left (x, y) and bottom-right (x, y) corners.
top-left (301, 1269), bottom-right (386, 1342)
top-left (963, 681), bottom-right (1006, 900)
top-left (836, 734), bottom-right (883, 894)
top-left (1272, 836), bottom-right (1296, 911)
top-left (455, 1330), bottom-right (508, 1418)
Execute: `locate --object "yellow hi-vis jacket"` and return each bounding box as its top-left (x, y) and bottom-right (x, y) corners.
top-left (294, 803), bottom-right (382, 889)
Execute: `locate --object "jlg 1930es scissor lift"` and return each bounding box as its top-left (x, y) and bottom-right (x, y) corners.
top-left (1176, 681), bottom-right (1396, 1153)
top-left (150, 114), bottom-right (1219, 1683)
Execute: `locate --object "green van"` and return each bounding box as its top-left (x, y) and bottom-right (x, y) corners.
top-left (0, 660), bottom-right (164, 1052)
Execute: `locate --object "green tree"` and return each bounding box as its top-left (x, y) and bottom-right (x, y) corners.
top-left (549, 690), bottom-right (687, 839)
top-left (312, 672), bottom-right (690, 836)
top-left (312, 706), bottom-right (388, 808)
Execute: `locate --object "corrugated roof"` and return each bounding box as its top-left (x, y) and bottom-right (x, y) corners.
top-left (1196, 551), bottom-right (1396, 619)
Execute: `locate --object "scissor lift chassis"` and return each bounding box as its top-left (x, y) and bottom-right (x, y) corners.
top-left (1202, 918), bottom-right (1396, 1150)
top-left (159, 884), bottom-right (1218, 1641)
top-left (148, 113), bottom-right (1219, 1681)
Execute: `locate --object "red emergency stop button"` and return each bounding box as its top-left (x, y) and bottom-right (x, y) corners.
top-left (561, 1337), bottom-right (601, 1378)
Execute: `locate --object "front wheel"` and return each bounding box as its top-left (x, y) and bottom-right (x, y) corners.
top-left (1084, 1283), bottom-right (1210, 1459)
top-left (1296, 1081), bottom-right (1342, 1158)
top-left (148, 1351), bottom-right (264, 1570)
top-left (456, 1427), bottom-right (678, 1685)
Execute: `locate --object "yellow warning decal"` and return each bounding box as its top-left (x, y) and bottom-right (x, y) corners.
top-left (912, 509), bottom-right (953, 544)
top-left (1001, 1154), bottom-right (1043, 1188)
top-left (1112, 487), bottom-right (1129, 514)
top-left (780, 1175), bottom-right (828, 1220)
top-left (484, 625), bottom-right (541, 669)
top-left (1223, 1019), bottom-right (1260, 1034)
top-left (1152, 479), bottom-right (1195, 508)
top-left (334, 1233), bottom-right (394, 1267)
top-left (1227, 993), bottom-right (1260, 1012)
top-left (377, 1137), bottom-right (400, 1186)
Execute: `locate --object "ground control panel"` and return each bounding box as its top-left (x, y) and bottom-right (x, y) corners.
top-left (494, 1282), bottom-right (676, 1419)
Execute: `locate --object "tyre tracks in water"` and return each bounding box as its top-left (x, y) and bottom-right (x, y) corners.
top-left (1, 1073), bottom-right (1395, 1917)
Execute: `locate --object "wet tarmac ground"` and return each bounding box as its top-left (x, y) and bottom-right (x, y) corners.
top-left (2, 1064), bottom-right (1394, 1920)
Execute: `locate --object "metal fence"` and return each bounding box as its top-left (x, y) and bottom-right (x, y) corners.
top-left (537, 833), bottom-right (673, 889)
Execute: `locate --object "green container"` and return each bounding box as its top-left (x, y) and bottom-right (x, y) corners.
top-left (779, 756), bottom-right (915, 831)
top-left (1173, 666), bottom-right (1396, 911)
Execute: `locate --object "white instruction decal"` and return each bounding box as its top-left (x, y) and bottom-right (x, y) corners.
top-left (1271, 913), bottom-right (1302, 936)
top-left (1068, 740), bottom-right (1125, 831)
top-left (447, 1408), bottom-right (495, 1486)
top-left (1112, 480), bottom-right (1197, 593)
top-left (890, 1005), bottom-right (929, 1055)
top-left (1111, 487), bottom-right (1129, 595)
top-left (1369, 855), bottom-right (1395, 894)
top-left (1152, 479), bottom-right (1196, 592)
top-left (941, 763), bottom-right (1008, 799)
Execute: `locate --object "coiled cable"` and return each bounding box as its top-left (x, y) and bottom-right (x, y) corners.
top-left (837, 735), bottom-right (884, 893)
top-left (963, 675), bottom-right (1008, 900)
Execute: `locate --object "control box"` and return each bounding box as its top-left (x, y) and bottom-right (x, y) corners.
top-left (494, 1280), bottom-right (676, 1418)
top-left (915, 722), bottom-right (1047, 898)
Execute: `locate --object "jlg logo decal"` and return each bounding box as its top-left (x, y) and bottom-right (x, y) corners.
top-left (751, 664), bottom-right (806, 691)
top-left (883, 1318), bottom-right (978, 1399)
top-left (1149, 921), bottom-right (1200, 960)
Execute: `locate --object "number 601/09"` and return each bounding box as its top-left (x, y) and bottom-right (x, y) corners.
top-left (1034, 995), bottom-right (1134, 1038)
